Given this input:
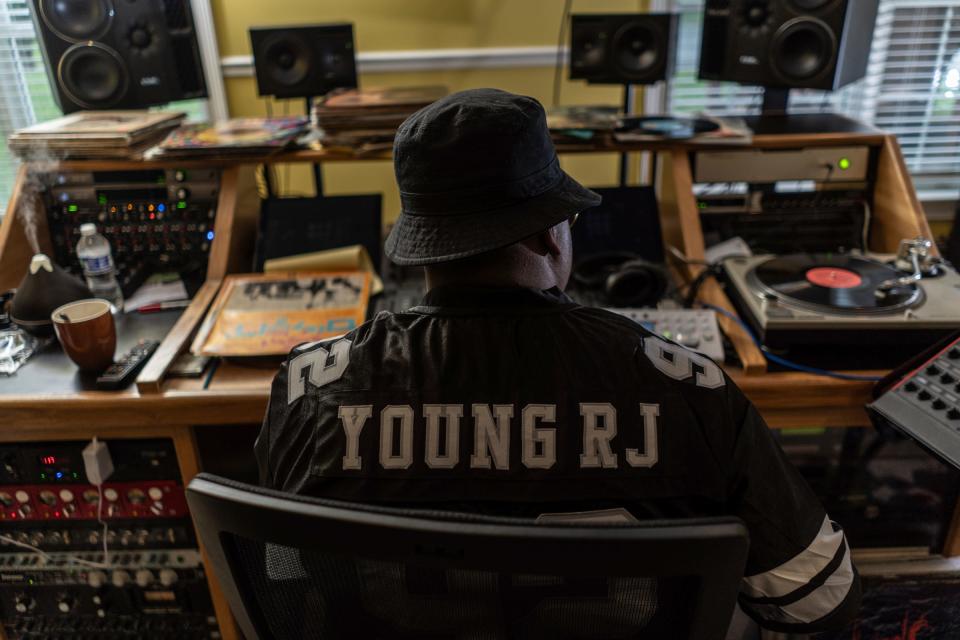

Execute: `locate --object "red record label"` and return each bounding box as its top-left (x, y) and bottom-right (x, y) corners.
top-left (805, 267), bottom-right (863, 289)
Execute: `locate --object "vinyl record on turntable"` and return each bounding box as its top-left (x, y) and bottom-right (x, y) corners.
top-left (747, 254), bottom-right (922, 314)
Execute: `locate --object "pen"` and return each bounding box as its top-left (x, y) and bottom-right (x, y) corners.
top-left (136, 300), bottom-right (191, 313)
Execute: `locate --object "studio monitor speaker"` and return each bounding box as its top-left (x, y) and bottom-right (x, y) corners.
top-left (249, 24), bottom-right (357, 99)
top-left (698, 0), bottom-right (879, 90)
top-left (570, 13), bottom-right (678, 85)
top-left (29, 0), bottom-right (207, 113)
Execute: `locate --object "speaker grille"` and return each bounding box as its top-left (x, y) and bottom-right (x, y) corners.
top-left (39, 0), bottom-right (113, 41)
top-left (58, 42), bottom-right (127, 108)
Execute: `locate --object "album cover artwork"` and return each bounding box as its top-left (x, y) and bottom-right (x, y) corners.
top-left (193, 272), bottom-right (370, 357)
top-left (157, 116), bottom-right (309, 156)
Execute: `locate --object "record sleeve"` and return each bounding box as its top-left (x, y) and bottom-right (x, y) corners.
top-left (193, 272), bottom-right (371, 357)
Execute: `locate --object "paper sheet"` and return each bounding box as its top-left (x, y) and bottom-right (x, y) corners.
top-left (123, 275), bottom-right (188, 312)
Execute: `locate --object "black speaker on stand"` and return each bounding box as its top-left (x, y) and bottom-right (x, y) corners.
top-left (698, 0), bottom-right (880, 133)
top-left (28, 0), bottom-right (207, 113)
top-left (249, 23), bottom-right (358, 197)
top-left (569, 13), bottom-right (678, 186)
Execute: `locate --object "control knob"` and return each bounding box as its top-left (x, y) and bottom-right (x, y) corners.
top-left (159, 568), bottom-right (178, 587)
top-left (56, 593), bottom-right (75, 613)
top-left (135, 569), bottom-right (155, 587)
top-left (126, 488), bottom-right (146, 505)
top-left (111, 570), bottom-right (131, 587)
top-left (14, 593), bottom-right (35, 613)
top-left (88, 570), bottom-right (107, 588)
top-left (0, 492), bottom-right (13, 507)
top-left (39, 490), bottom-right (57, 506)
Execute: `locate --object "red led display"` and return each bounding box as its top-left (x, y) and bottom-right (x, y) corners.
top-left (39, 455), bottom-right (57, 465)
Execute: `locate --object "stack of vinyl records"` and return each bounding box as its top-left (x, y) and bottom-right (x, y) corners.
top-left (546, 105), bottom-right (620, 145)
top-left (149, 116), bottom-right (310, 159)
top-left (313, 86), bottom-right (447, 154)
top-left (8, 111), bottom-right (186, 160)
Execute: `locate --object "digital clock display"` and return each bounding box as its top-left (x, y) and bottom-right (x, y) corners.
top-left (39, 455), bottom-right (58, 466)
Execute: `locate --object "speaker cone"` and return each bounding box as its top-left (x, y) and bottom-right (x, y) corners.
top-left (571, 29), bottom-right (607, 74)
top-left (262, 34), bottom-right (311, 87)
top-left (40, 0), bottom-right (113, 41)
top-left (771, 18), bottom-right (836, 82)
top-left (58, 42), bottom-right (127, 108)
top-left (612, 22), bottom-right (662, 78)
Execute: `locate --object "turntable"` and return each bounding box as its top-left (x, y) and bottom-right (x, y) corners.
top-left (723, 240), bottom-right (960, 368)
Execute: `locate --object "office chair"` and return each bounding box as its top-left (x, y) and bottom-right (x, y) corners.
top-left (187, 473), bottom-right (749, 640)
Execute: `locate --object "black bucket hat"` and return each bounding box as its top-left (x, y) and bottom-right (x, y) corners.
top-left (384, 88), bottom-right (601, 266)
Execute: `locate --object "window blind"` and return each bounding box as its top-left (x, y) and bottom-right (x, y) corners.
top-left (0, 0), bottom-right (58, 218)
top-left (667, 0), bottom-right (960, 200)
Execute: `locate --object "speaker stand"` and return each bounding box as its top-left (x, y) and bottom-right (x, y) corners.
top-left (761, 87), bottom-right (790, 115)
top-left (743, 87), bottom-right (882, 135)
top-left (307, 96), bottom-right (325, 197)
top-left (619, 83), bottom-right (636, 188)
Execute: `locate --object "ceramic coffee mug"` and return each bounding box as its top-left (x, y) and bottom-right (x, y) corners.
top-left (51, 299), bottom-right (116, 373)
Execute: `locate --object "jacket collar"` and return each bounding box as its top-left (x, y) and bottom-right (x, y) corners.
top-left (415, 285), bottom-right (578, 314)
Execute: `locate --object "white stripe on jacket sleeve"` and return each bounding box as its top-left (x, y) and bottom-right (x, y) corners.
top-left (743, 515), bottom-right (844, 599)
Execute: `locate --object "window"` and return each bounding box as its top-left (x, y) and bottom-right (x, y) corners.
top-left (0, 1), bottom-right (58, 217)
top-left (666, 0), bottom-right (960, 200)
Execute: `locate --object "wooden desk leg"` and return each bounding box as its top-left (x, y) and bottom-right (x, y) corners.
top-left (172, 425), bottom-right (242, 640)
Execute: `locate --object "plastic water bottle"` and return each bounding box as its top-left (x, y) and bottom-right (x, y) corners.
top-left (76, 223), bottom-right (124, 309)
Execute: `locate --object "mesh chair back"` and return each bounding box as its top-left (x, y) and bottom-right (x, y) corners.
top-left (187, 474), bottom-right (749, 640)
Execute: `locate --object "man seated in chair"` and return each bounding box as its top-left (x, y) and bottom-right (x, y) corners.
top-left (256, 88), bottom-right (860, 635)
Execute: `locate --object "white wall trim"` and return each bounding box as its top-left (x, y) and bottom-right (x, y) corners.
top-left (190, 0), bottom-right (230, 120)
top-left (221, 45), bottom-right (569, 78)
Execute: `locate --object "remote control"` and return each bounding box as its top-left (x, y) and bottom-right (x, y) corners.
top-left (96, 340), bottom-right (160, 390)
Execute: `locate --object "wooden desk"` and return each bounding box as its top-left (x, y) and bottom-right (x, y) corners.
top-left (0, 126), bottom-right (953, 639)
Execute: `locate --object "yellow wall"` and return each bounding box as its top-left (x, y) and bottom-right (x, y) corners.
top-left (213, 0), bottom-right (650, 222)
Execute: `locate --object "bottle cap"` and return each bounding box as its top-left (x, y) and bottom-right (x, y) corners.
top-left (79, 223), bottom-right (97, 236)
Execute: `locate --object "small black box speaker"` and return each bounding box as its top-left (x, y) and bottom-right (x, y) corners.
top-left (569, 13), bottom-right (677, 85)
top-left (250, 24), bottom-right (358, 99)
top-left (698, 0), bottom-right (880, 90)
top-left (29, 0), bottom-right (207, 113)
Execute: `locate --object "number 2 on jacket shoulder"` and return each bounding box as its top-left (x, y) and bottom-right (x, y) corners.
top-left (287, 339), bottom-right (352, 404)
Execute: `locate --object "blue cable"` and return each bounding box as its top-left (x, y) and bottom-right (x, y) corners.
top-left (699, 303), bottom-right (883, 382)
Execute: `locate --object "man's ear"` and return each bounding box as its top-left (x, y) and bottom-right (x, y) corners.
top-left (522, 224), bottom-right (563, 257)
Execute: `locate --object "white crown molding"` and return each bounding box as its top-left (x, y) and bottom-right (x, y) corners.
top-left (221, 45), bottom-right (569, 78)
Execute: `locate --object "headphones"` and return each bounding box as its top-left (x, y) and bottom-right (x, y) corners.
top-left (571, 251), bottom-right (669, 308)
